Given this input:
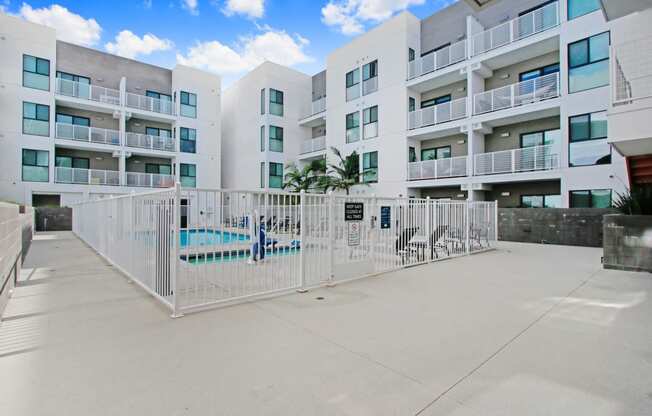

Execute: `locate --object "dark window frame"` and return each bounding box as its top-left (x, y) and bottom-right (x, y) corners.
top-left (55, 113), bottom-right (90, 126)
top-left (568, 0), bottom-right (601, 20)
top-left (519, 128), bottom-right (560, 148)
top-left (22, 149), bottom-right (49, 182)
top-left (23, 101), bottom-right (50, 137)
top-left (362, 60), bottom-right (378, 81)
top-left (23, 54), bottom-right (50, 91)
top-left (520, 194), bottom-right (561, 208)
top-left (362, 151), bottom-right (378, 183)
top-left (180, 127), bottom-right (196, 153)
top-left (421, 145), bottom-right (451, 161)
top-left (568, 111), bottom-right (611, 167)
top-left (421, 94), bottom-right (452, 109)
top-left (569, 189), bottom-right (612, 208)
top-left (345, 68), bottom-right (360, 88)
top-left (269, 125), bottom-right (284, 152)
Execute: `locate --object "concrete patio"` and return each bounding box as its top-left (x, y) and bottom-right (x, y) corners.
top-left (1, 232), bottom-right (651, 415)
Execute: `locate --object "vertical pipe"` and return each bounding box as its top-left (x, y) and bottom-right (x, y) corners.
top-left (327, 191), bottom-right (335, 285)
top-left (171, 182), bottom-right (182, 317)
top-left (297, 190), bottom-right (307, 292)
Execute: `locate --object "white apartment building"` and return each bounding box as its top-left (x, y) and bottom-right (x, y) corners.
top-left (0, 13), bottom-right (221, 206)
top-left (223, 0), bottom-right (631, 209)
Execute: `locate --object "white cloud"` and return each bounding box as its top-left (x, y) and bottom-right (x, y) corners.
top-left (176, 28), bottom-right (312, 78)
top-left (321, 0), bottom-right (427, 35)
top-left (182, 0), bottom-right (198, 15)
top-left (221, 0), bottom-right (264, 19)
top-left (105, 30), bottom-right (173, 59)
top-left (19, 3), bottom-right (101, 46)
top-left (143, 0), bottom-right (152, 9)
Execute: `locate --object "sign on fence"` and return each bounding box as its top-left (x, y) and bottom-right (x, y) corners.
top-left (347, 222), bottom-right (361, 246)
top-left (380, 206), bottom-right (391, 229)
top-left (344, 202), bottom-right (364, 221)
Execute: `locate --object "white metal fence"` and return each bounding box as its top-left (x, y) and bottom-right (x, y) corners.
top-left (73, 186), bottom-right (497, 316)
top-left (0, 203), bottom-right (30, 319)
top-left (408, 40), bottom-right (467, 80)
top-left (473, 73), bottom-right (559, 115)
top-left (474, 144), bottom-right (560, 175)
top-left (408, 97), bottom-right (468, 129)
top-left (612, 38), bottom-right (652, 105)
top-left (471, 1), bottom-right (559, 57)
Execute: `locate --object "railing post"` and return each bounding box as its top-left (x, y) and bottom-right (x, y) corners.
top-left (426, 197), bottom-right (432, 261)
top-left (297, 190), bottom-right (308, 293)
top-left (511, 149), bottom-right (516, 173)
top-left (494, 201), bottom-right (499, 242)
top-left (171, 182), bottom-right (182, 317)
top-left (327, 191), bottom-right (335, 286)
top-left (465, 201), bottom-right (471, 255)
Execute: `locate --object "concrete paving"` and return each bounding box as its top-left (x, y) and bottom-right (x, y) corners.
top-left (1, 231), bottom-right (651, 416)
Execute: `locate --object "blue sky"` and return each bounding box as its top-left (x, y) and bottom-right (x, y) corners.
top-left (2, 0), bottom-right (456, 86)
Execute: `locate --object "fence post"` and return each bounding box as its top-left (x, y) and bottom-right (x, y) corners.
top-left (494, 201), bottom-right (499, 242)
top-left (171, 182), bottom-right (183, 317)
top-left (426, 197), bottom-right (432, 262)
top-left (297, 190), bottom-right (308, 293)
top-left (327, 191), bottom-right (335, 287)
top-left (465, 201), bottom-right (471, 255)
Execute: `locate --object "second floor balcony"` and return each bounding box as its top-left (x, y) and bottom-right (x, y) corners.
top-left (408, 40), bottom-right (467, 80)
top-left (408, 97), bottom-right (467, 130)
top-left (55, 167), bottom-right (120, 186)
top-left (125, 93), bottom-right (175, 116)
top-left (55, 78), bottom-right (121, 106)
top-left (125, 132), bottom-right (176, 152)
top-left (300, 136), bottom-right (326, 154)
top-left (408, 156), bottom-right (468, 181)
top-left (126, 172), bottom-right (175, 188)
top-left (55, 122), bottom-right (121, 147)
top-left (473, 144), bottom-right (560, 176)
top-left (473, 72), bottom-right (559, 116)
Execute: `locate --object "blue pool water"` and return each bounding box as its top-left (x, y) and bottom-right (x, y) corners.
top-left (180, 229), bottom-right (250, 247)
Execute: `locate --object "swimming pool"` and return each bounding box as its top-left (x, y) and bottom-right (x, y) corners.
top-left (183, 245), bottom-right (300, 264)
top-left (180, 229), bottom-right (250, 248)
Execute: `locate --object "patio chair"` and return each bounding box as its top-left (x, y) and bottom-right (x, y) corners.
top-left (395, 227), bottom-right (419, 265)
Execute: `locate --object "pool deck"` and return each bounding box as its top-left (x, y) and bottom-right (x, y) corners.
top-left (1, 232), bottom-right (651, 415)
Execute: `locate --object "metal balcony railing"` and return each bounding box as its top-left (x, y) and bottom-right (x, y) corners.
top-left (408, 40), bottom-right (467, 80)
top-left (55, 78), bottom-right (121, 106)
top-left (362, 76), bottom-right (378, 95)
top-left (126, 172), bottom-right (175, 188)
top-left (473, 72), bottom-right (559, 115)
top-left (612, 38), bottom-right (652, 105)
top-left (408, 156), bottom-right (468, 180)
top-left (300, 97), bottom-right (326, 120)
top-left (346, 84), bottom-right (360, 102)
top-left (55, 123), bottom-right (120, 146)
top-left (125, 93), bottom-right (175, 116)
top-left (300, 136), bottom-right (326, 154)
top-left (473, 144), bottom-right (560, 175)
top-left (470, 2), bottom-right (559, 57)
top-left (125, 132), bottom-right (176, 152)
top-left (55, 167), bottom-right (120, 186)
top-left (408, 97), bottom-right (468, 130)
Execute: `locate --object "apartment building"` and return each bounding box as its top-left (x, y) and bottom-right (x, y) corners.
top-left (0, 13), bottom-right (221, 206)
top-left (223, 0), bottom-right (630, 208)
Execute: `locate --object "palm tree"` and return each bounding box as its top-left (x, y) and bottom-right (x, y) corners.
top-left (282, 159), bottom-right (326, 193)
top-left (322, 147), bottom-right (366, 195)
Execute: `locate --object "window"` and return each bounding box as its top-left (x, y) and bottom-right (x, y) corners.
top-left (409, 97), bottom-right (416, 112)
top-left (22, 149), bottom-right (49, 182)
top-left (570, 189), bottom-right (612, 208)
top-left (180, 127), bottom-right (196, 153)
top-left (362, 151), bottom-right (378, 183)
top-left (520, 129), bottom-right (560, 148)
top-left (569, 111), bottom-right (611, 166)
top-left (180, 163), bottom-right (196, 187)
top-left (269, 162), bottom-right (283, 189)
top-left (23, 102), bottom-right (49, 136)
top-left (269, 89), bottom-right (283, 116)
top-left (180, 91), bottom-right (197, 118)
top-left (260, 162), bottom-right (265, 188)
top-left (519, 63), bottom-right (560, 82)
top-left (568, 0), bottom-right (601, 20)
top-left (421, 94), bottom-right (451, 109)
top-left (260, 89), bottom-right (265, 114)
top-left (569, 32), bottom-right (610, 93)
top-left (23, 55), bottom-right (50, 91)
top-left (269, 126), bottom-right (283, 152)
top-left (146, 90), bottom-right (172, 101)
top-left (421, 146), bottom-right (451, 161)
top-left (363, 105), bottom-right (378, 139)
top-left (56, 71), bottom-right (90, 97)
top-left (145, 163), bottom-right (172, 175)
top-left (57, 71), bottom-right (90, 84)
top-left (55, 113), bottom-right (90, 126)
top-left (346, 68), bottom-right (360, 101)
top-left (409, 147), bottom-right (417, 163)
top-left (362, 60), bottom-right (377, 81)
top-left (260, 125), bottom-right (265, 151)
top-left (146, 127), bottom-right (172, 138)
top-left (55, 156), bottom-right (89, 169)
top-left (346, 112), bottom-right (360, 143)
top-left (521, 194), bottom-right (561, 208)
top-left (408, 48), bottom-right (415, 62)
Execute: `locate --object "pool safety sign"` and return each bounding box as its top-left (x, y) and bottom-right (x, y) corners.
top-left (347, 222), bottom-right (361, 246)
top-left (380, 206), bottom-right (391, 229)
top-left (344, 202), bottom-right (364, 221)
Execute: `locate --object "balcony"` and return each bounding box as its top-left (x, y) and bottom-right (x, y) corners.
top-left (299, 97), bottom-right (327, 126)
top-left (473, 144), bottom-right (559, 176)
top-left (300, 136), bottom-right (326, 154)
top-left (126, 172), bottom-right (175, 188)
top-left (125, 132), bottom-right (176, 152)
top-left (126, 93), bottom-right (175, 116)
top-left (408, 40), bottom-right (467, 80)
top-left (408, 97), bottom-right (467, 130)
top-left (470, 2), bottom-right (559, 57)
top-left (408, 156), bottom-right (468, 181)
top-left (55, 78), bottom-right (121, 106)
top-left (362, 76), bottom-right (378, 96)
top-left (55, 123), bottom-right (120, 146)
top-left (55, 167), bottom-right (120, 186)
top-left (303, 97), bottom-right (326, 118)
top-left (473, 73), bottom-right (559, 116)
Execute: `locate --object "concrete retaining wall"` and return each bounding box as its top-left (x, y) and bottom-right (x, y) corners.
top-left (35, 207), bottom-right (72, 231)
top-left (603, 215), bottom-right (652, 272)
top-left (498, 208), bottom-right (616, 247)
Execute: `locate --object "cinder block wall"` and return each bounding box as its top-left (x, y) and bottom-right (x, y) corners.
top-left (603, 214), bottom-right (652, 272)
top-left (498, 208), bottom-right (616, 247)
